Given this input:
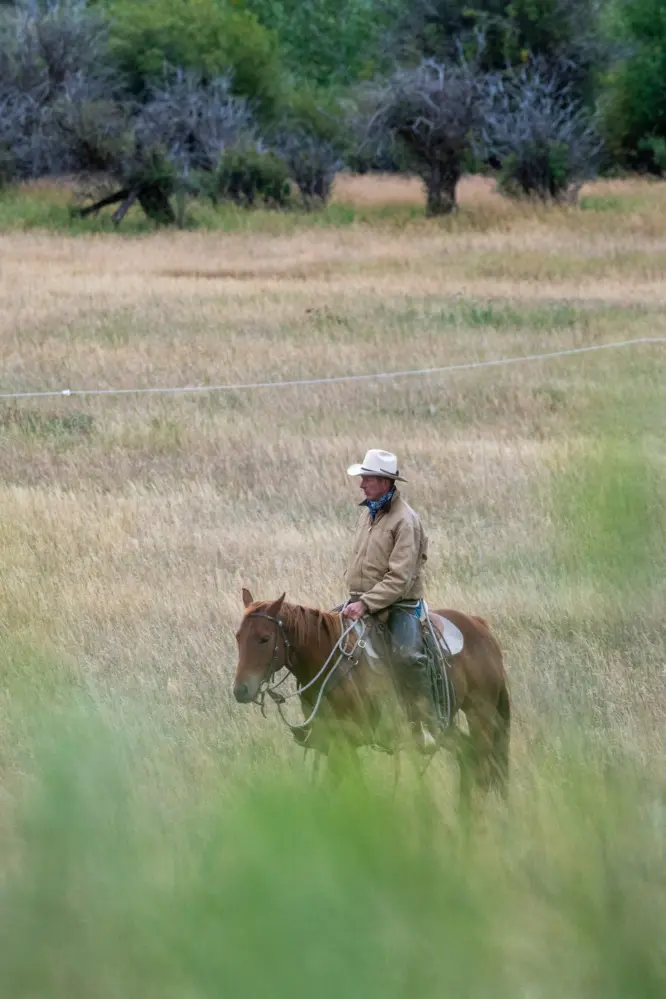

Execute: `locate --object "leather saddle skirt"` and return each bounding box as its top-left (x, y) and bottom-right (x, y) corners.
top-left (352, 612), bottom-right (463, 662)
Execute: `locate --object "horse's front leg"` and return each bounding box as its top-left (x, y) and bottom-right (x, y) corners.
top-left (455, 730), bottom-right (475, 822)
top-left (325, 735), bottom-right (363, 788)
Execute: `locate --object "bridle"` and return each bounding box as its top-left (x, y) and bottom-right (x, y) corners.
top-left (247, 611), bottom-right (293, 682)
top-left (244, 611), bottom-right (294, 715)
top-left (243, 609), bottom-right (364, 735)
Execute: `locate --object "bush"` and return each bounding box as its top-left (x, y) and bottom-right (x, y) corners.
top-left (0, 0), bottom-right (117, 178)
top-left (498, 142), bottom-right (569, 200)
top-left (637, 135), bottom-right (666, 174)
top-left (0, 0), bottom-right (113, 101)
top-left (136, 72), bottom-right (253, 177)
top-left (0, 144), bottom-right (14, 188)
top-left (107, 0), bottom-right (282, 115)
top-left (211, 147), bottom-right (291, 207)
top-left (273, 88), bottom-right (348, 208)
top-left (481, 67), bottom-right (602, 201)
top-left (49, 82), bottom-right (133, 174)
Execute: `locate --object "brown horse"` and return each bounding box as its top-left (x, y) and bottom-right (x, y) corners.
top-left (233, 588), bottom-right (510, 802)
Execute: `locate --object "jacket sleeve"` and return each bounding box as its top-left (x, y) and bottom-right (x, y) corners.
top-left (360, 518), bottom-right (420, 613)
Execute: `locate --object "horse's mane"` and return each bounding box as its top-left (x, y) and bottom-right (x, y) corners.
top-left (275, 601), bottom-right (342, 647)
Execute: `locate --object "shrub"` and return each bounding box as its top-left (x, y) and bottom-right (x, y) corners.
top-left (0, 0), bottom-right (113, 102)
top-left (275, 132), bottom-right (343, 208)
top-left (129, 72), bottom-right (255, 224)
top-left (0, 0), bottom-right (117, 178)
top-left (48, 81), bottom-right (133, 175)
top-left (637, 135), bottom-right (666, 174)
top-left (0, 144), bottom-right (14, 188)
top-left (481, 67), bottom-right (602, 201)
top-left (273, 88), bottom-right (348, 208)
top-left (136, 72), bottom-right (253, 177)
top-left (211, 147), bottom-right (291, 207)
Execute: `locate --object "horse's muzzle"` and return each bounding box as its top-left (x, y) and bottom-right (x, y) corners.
top-left (233, 682), bottom-right (252, 703)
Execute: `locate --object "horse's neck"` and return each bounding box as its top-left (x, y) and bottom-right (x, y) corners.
top-left (282, 607), bottom-right (341, 689)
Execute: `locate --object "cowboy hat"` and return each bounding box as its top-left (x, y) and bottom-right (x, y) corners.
top-left (347, 449), bottom-right (407, 482)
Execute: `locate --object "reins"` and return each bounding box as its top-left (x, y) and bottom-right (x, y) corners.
top-left (248, 609), bottom-right (364, 738)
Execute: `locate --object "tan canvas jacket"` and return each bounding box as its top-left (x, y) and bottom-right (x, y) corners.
top-left (345, 489), bottom-right (428, 614)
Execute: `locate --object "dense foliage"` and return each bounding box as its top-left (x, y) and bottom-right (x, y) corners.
top-left (602, 0), bottom-right (666, 172)
top-left (1, 0), bottom-right (664, 223)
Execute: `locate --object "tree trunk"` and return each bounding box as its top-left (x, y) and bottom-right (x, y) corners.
top-left (137, 184), bottom-right (176, 226)
top-left (112, 189), bottom-right (138, 225)
top-left (78, 183), bottom-right (175, 225)
top-left (78, 188), bottom-right (130, 218)
top-left (425, 157), bottom-right (461, 216)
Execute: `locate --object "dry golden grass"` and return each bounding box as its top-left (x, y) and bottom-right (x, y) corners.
top-left (0, 175), bottom-right (665, 776)
top-left (333, 171), bottom-right (666, 209)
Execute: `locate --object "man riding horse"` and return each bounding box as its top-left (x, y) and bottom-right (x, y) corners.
top-left (343, 448), bottom-right (438, 754)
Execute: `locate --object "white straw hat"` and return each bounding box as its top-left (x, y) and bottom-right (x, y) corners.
top-left (347, 449), bottom-right (407, 482)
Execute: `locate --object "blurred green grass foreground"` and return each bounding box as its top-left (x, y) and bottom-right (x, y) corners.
top-left (0, 685), bottom-right (664, 999)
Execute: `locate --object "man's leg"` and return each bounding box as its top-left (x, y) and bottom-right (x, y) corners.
top-left (387, 607), bottom-right (437, 754)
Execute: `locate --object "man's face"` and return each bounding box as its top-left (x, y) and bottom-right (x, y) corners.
top-left (359, 475), bottom-right (393, 502)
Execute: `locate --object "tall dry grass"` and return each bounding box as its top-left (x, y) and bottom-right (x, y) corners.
top-left (0, 175), bottom-right (665, 996)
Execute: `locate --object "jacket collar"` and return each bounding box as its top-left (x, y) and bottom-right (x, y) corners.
top-left (360, 485), bottom-right (398, 522)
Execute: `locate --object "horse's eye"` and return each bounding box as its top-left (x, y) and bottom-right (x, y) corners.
top-left (258, 635), bottom-right (270, 645)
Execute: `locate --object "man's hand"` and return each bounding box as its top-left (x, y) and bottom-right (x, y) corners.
top-left (342, 600), bottom-right (366, 621)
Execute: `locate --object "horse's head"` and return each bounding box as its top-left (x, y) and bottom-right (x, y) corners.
top-left (233, 588), bottom-right (287, 703)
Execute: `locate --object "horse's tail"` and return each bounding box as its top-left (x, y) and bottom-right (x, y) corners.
top-left (491, 684), bottom-right (511, 797)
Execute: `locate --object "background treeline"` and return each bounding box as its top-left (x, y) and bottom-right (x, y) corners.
top-left (1, 0), bottom-right (665, 222)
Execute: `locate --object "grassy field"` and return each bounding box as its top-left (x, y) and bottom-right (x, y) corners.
top-left (0, 174), bottom-right (665, 997)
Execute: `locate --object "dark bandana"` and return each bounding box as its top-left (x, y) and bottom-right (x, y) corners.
top-left (362, 485), bottom-right (396, 522)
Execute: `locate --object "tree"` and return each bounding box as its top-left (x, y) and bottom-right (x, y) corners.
top-left (245, 0), bottom-right (402, 86)
top-left (388, 0), bottom-right (607, 105)
top-left (387, 0), bottom-right (505, 67)
top-left (602, 0), bottom-right (666, 172)
top-left (362, 60), bottom-right (485, 215)
top-left (107, 0), bottom-right (282, 115)
top-left (505, 0), bottom-right (609, 105)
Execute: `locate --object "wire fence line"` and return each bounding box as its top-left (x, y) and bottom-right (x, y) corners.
top-left (1, 337), bottom-right (664, 402)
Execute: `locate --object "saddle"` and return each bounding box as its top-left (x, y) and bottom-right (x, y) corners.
top-left (351, 607), bottom-right (463, 661)
top-left (349, 604), bottom-right (461, 727)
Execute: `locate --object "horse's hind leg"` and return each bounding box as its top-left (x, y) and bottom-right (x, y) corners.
top-left (456, 731), bottom-right (475, 819)
top-left (490, 686), bottom-right (510, 799)
top-left (463, 706), bottom-right (496, 796)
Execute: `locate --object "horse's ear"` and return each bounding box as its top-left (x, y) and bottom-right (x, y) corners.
top-left (242, 587), bottom-right (254, 608)
top-left (266, 593), bottom-right (286, 619)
